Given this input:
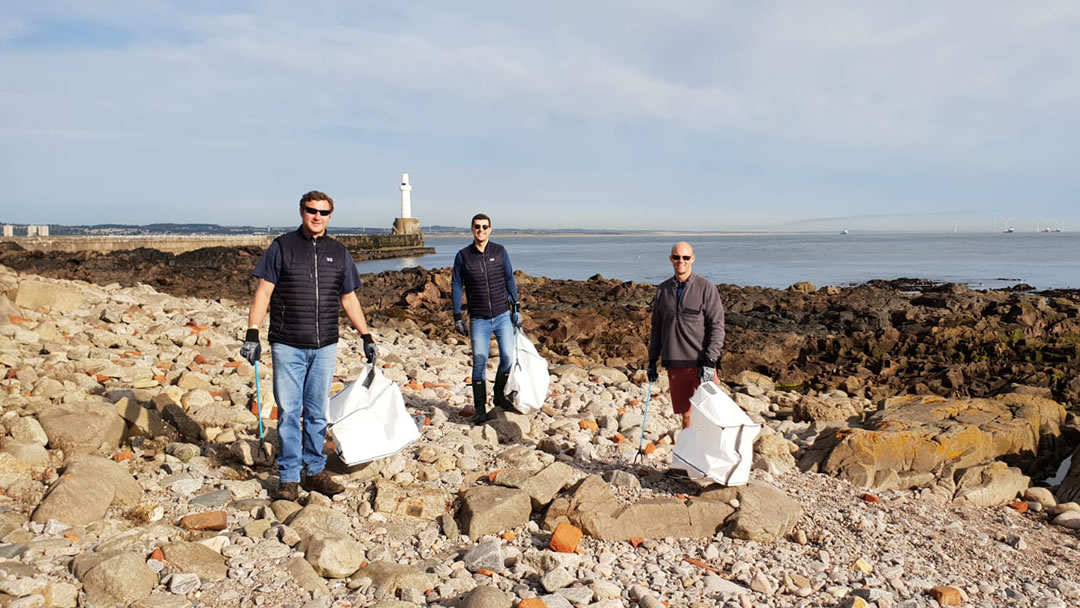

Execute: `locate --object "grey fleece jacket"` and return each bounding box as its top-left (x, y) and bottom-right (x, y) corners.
top-left (648, 272), bottom-right (725, 368)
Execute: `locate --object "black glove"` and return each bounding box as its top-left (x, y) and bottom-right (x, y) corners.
top-left (454, 313), bottom-right (468, 336)
top-left (510, 300), bottom-right (521, 327)
top-left (240, 328), bottom-right (262, 365)
top-left (647, 361), bottom-right (659, 383)
top-left (699, 364), bottom-right (716, 384)
top-left (362, 333), bottom-right (377, 363)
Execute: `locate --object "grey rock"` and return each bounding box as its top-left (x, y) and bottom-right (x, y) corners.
top-left (189, 489), bottom-right (232, 508)
top-left (541, 566), bottom-right (577, 592)
top-left (463, 539), bottom-right (505, 572)
top-left (351, 561), bottom-right (434, 597)
top-left (286, 504), bottom-right (353, 544)
top-left (285, 556), bottom-right (329, 598)
top-left (168, 572), bottom-right (201, 594)
top-left (494, 462), bottom-right (574, 509)
top-left (457, 486), bottom-right (531, 540)
top-left (305, 534), bottom-right (366, 578)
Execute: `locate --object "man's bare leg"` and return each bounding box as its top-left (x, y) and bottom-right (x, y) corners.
top-left (682, 412), bottom-right (691, 429)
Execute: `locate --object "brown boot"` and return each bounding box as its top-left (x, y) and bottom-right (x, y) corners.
top-left (302, 470), bottom-right (344, 496)
top-left (275, 481), bottom-right (300, 501)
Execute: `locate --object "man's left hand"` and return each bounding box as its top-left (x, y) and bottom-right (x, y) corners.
top-left (362, 334), bottom-right (377, 364)
top-left (699, 365), bottom-right (716, 384)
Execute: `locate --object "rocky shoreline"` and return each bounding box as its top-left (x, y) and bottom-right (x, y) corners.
top-left (0, 248), bottom-right (1078, 607)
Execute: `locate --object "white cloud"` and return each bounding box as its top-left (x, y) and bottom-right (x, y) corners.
top-left (2, 2), bottom-right (1079, 227)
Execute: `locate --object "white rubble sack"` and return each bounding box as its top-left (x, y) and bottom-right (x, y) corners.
top-left (505, 328), bottom-right (549, 414)
top-left (326, 364), bottom-right (420, 465)
top-left (672, 381), bottom-right (761, 486)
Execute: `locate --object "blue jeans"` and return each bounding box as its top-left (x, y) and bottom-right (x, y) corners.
top-left (271, 342), bottom-right (337, 483)
top-left (470, 311), bottom-right (515, 382)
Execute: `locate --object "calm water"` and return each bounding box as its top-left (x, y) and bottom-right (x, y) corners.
top-left (354, 232), bottom-right (1080, 290)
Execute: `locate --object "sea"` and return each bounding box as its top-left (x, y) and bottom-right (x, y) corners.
top-left (354, 232), bottom-right (1080, 291)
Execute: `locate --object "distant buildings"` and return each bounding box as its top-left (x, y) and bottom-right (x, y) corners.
top-left (0, 225), bottom-right (49, 237)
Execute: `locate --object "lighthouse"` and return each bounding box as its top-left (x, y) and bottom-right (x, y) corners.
top-left (391, 172), bottom-right (422, 235)
top-left (400, 172), bottom-right (412, 219)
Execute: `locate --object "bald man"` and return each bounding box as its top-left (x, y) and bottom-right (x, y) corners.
top-left (647, 242), bottom-right (726, 429)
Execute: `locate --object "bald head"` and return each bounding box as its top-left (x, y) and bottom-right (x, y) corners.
top-left (669, 241), bottom-right (695, 281)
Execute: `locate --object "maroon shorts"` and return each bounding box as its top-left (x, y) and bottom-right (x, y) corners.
top-left (668, 366), bottom-right (717, 414)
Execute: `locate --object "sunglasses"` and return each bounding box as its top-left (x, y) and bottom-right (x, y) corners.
top-left (303, 206), bottom-right (332, 217)
top-left (670, 255), bottom-right (692, 261)
top-left (473, 223), bottom-right (490, 230)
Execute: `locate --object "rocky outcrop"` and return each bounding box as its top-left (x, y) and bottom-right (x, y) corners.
top-left (5, 243), bottom-right (1080, 408)
top-left (801, 394), bottom-right (1067, 489)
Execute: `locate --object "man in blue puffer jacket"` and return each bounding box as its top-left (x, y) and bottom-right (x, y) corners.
top-left (240, 190), bottom-right (377, 501)
top-left (452, 213), bottom-right (520, 423)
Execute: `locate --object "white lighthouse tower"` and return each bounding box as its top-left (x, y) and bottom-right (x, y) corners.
top-left (400, 172), bottom-right (412, 219)
top-left (391, 172), bottom-right (421, 235)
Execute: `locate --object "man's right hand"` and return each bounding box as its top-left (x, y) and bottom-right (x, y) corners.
top-left (240, 328), bottom-right (262, 365)
top-left (647, 361), bottom-right (659, 383)
top-left (454, 315), bottom-right (468, 336)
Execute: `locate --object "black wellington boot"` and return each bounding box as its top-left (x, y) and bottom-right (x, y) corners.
top-left (493, 370), bottom-right (512, 411)
top-left (471, 381), bottom-right (489, 424)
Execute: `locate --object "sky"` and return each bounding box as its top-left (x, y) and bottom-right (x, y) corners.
top-left (2, 2), bottom-right (1079, 232)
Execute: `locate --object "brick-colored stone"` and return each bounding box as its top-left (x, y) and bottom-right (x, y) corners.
top-left (179, 511), bottom-right (227, 531)
top-left (929, 586), bottom-right (966, 606)
top-left (549, 522), bottom-right (582, 553)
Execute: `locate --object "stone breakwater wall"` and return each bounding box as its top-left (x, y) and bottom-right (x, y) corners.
top-left (0, 233), bottom-right (432, 259)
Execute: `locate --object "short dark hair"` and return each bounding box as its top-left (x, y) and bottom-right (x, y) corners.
top-left (300, 191), bottom-right (334, 212)
top-left (471, 213), bottom-right (490, 226)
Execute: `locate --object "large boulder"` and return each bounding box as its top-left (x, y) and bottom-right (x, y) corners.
top-left (37, 401), bottom-right (127, 455)
top-left (78, 551), bottom-right (157, 607)
top-left (701, 481), bottom-right (803, 543)
top-left (32, 455), bottom-right (142, 525)
top-left (493, 462), bottom-right (575, 509)
top-left (15, 278), bottom-right (86, 313)
top-left (457, 486), bottom-right (532, 540)
top-left (802, 394), bottom-right (1066, 489)
top-left (285, 504), bottom-right (353, 545)
top-left (953, 461), bottom-right (1030, 507)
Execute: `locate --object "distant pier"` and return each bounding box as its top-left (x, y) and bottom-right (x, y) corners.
top-left (0, 234), bottom-right (434, 260)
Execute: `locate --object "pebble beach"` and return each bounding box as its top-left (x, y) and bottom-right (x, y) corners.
top-left (1, 264), bottom-right (1079, 608)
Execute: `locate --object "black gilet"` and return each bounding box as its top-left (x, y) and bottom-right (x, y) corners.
top-left (268, 229), bottom-right (350, 348)
top-left (459, 242), bottom-right (511, 319)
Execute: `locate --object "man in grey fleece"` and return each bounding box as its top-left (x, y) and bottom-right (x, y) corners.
top-left (647, 241), bottom-right (726, 429)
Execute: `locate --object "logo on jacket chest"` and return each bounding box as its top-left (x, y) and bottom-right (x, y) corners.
top-left (325, 257), bottom-right (334, 262)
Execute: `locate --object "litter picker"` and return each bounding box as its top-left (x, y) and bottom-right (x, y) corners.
top-left (254, 360), bottom-right (265, 441)
top-left (634, 380), bottom-right (653, 464)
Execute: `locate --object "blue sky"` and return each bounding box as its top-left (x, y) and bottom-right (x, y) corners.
top-left (2, 2), bottom-right (1079, 232)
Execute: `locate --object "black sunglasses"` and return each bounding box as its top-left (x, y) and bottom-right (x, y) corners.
top-left (473, 223), bottom-right (490, 230)
top-left (670, 255), bottom-right (692, 261)
top-left (303, 206), bottom-right (331, 217)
